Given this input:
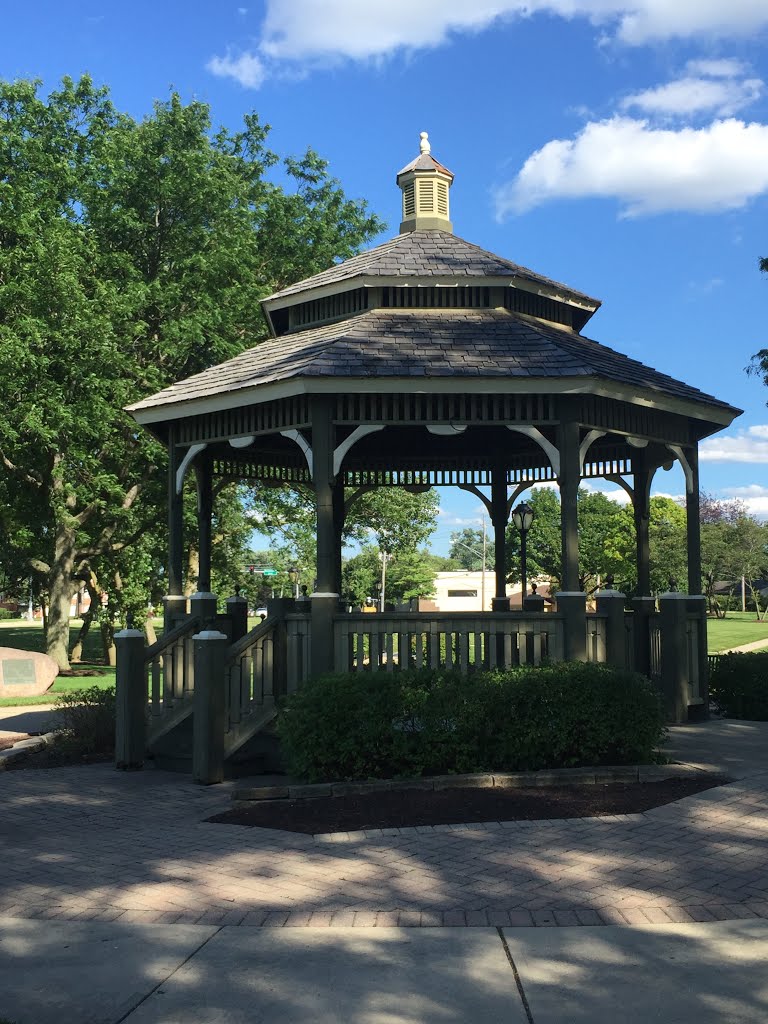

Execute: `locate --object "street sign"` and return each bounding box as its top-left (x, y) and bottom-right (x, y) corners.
top-left (262, 569), bottom-right (278, 576)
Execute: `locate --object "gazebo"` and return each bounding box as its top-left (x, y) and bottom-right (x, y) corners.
top-left (116, 133), bottom-right (741, 780)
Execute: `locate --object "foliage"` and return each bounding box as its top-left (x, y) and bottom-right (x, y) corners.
top-left (449, 528), bottom-right (489, 571)
top-left (277, 664), bottom-right (665, 782)
top-left (341, 545), bottom-right (436, 607)
top-left (505, 488), bottom-right (635, 594)
top-left (0, 75), bottom-right (382, 670)
top-left (710, 654), bottom-right (768, 720)
top-left (55, 685), bottom-right (116, 755)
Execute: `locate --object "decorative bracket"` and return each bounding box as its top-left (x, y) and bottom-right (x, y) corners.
top-left (229, 435), bottom-right (255, 449)
top-left (333, 425), bottom-right (384, 477)
top-left (507, 425), bottom-right (560, 477)
top-left (604, 474), bottom-right (634, 503)
top-left (280, 430), bottom-right (313, 479)
top-left (666, 444), bottom-right (694, 494)
top-left (426, 424), bottom-right (467, 436)
top-left (579, 429), bottom-right (607, 474)
top-left (176, 443), bottom-right (208, 495)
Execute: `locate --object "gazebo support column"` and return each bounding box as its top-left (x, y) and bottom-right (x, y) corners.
top-left (557, 414), bottom-right (580, 593)
top-left (164, 425), bottom-right (187, 628)
top-left (686, 445), bottom-right (702, 596)
top-left (490, 466), bottom-right (509, 611)
top-left (194, 456), bottom-right (213, 594)
top-left (311, 398), bottom-right (338, 676)
top-left (332, 482), bottom-right (345, 600)
top-left (633, 456), bottom-right (653, 599)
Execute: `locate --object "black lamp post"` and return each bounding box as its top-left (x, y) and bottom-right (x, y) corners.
top-left (512, 501), bottom-right (535, 604)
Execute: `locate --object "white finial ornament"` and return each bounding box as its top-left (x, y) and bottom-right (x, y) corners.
top-left (419, 131), bottom-right (430, 155)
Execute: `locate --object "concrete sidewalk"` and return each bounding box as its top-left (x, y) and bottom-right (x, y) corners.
top-left (2, 917), bottom-right (767, 1023)
top-left (2, 720), bottom-right (768, 1021)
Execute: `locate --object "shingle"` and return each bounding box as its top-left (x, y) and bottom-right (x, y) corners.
top-left (264, 230), bottom-right (600, 305)
top-left (128, 307), bottom-right (738, 416)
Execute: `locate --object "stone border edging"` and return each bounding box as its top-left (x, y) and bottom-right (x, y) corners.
top-left (0, 731), bottom-right (59, 770)
top-left (232, 762), bottom-right (714, 802)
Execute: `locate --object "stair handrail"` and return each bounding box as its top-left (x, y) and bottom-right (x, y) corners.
top-left (145, 616), bottom-right (201, 663)
top-left (226, 613), bottom-right (279, 664)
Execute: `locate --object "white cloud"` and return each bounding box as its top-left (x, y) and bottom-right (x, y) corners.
top-left (206, 50), bottom-right (266, 89)
top-left (208, 2), bottom-right (768, 86)
top-left (495, 117), bottom-right (768, 218)
top-left (687, 58), bottom-right (750, 79)
top-left (700, 425), bottom-right (768, 463)
top-left (621, 72), bottom-right (762, 118)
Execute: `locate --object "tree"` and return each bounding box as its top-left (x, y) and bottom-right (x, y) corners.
top-left (341, 545), bottom-right (436, 607)
top-left (0, 76), bottom-right (383, 668)
top-left (449, 528), bottom-right (490, 571)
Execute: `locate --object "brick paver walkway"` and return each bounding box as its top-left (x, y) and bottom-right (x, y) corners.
top-left (3, 763), bottom-right (768, 928)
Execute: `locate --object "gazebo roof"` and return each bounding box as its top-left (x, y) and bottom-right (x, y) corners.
top-left (264, 229), bottom-right (600, 309)
top-left (128, 306), bottom-right (739, 424)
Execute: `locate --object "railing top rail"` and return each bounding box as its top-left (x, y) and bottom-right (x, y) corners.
top-left (334, 611), bottom-right (562, 623)
top-left (227, 616), bottom-right (276, 663)
top-left (144, 616), bottom-right (201, 663)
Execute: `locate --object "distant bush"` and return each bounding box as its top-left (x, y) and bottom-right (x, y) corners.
top-left (0, 608), bottom-right (18, 620)
top-left (56, 686), bottom-right (116, 756)
top-left (710, 653), bottom-right (768, 720)
top-left (278, 663), bottom-right (665, 782)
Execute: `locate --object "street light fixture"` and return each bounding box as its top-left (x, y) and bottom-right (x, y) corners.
top-left (512, 501), bottom-right (535, 604)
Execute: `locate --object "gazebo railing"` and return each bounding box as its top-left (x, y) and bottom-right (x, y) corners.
top-left (334, 612), bottom-right (564, 674)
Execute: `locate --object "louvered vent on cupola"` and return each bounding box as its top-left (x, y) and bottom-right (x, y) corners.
top-left (396, 132), bottom-right (454, 233)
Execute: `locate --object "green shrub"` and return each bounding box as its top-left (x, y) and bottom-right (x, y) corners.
top-left (0, 608), bottom-right (17, 620)
top-left (56, 685), bottom-right (116, 756)
top-left (278, 663), bottom-right (665, 782)
top-left (710, 653), bottom-right (768, 720)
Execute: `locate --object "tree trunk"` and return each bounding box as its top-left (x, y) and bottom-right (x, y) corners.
top-left (144, 615), bottom-right (157, 646)
top-left (70, 608), bottom-right (92, 663)
top-left (46, 521), bottom-right (77, 671)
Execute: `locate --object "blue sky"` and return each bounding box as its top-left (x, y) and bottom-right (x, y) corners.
top-left (4, 1), bottom-right (768, 554)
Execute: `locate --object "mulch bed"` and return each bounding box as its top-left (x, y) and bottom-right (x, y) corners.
top-left (208, 777), bottom-right (728, 834)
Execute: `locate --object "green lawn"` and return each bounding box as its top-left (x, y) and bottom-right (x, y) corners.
top-left (706, 612), bottom-right (768, 654)
top-left (0, 620), bottom-right (116, 706)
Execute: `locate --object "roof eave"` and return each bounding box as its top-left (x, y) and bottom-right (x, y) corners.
top-left (127, 374), bottom-right (741, 433)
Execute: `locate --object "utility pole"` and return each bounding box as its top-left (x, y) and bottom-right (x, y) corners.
top-left (380, 550), bottom-right (388, 613)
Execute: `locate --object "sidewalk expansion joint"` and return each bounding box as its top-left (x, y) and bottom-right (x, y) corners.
top-left (498, 926), bottom-right (535, 1024)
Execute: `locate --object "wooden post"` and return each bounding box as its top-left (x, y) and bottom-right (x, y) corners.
top-left (491, 463), bottom-right (509, 612)
top-left (332, 481), bottom-right (345, 600)
top-left (557, 414), bottom-right (580, 593)
top-left (167, 423), bottom-right (184, 599)
top-left (596, 590), bottom-right (626, 669)
top-left (195, 455), bottom-right (213, 594)
top-left (556, 591), bottom-right (587, 662)
top-left (633, 457), bottom-right (654, 598)
top-left (659, 593), bottom-right (689, 724)
top-left (192, 629), bottom-right (228, 785)
top-left (190, 590), bottom-right (218, 627)
top-left (226, 591), bottom-right (248, 643)
top-left (115, 628), bottom-right (147, 770)
top-left (686, 444), bottom-right (702, 597)
top-left (632, 596), bottom-right (656, 678)
top-left (311, 397), bottom-right (337, 677)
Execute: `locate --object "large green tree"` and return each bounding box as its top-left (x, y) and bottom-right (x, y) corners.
top-left (0, 76), bottom-right (383, 668)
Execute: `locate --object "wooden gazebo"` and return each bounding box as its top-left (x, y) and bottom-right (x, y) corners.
top-left (117, 133), bottom-right (741, 780)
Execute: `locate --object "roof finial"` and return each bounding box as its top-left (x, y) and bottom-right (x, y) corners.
top-left (419, 131), bottom-right (431, 155)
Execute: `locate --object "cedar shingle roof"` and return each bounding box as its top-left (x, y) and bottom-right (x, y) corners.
top-left (128, 308), bottom-right (738, 416)
top-left (264, 230), bottom-right (601, 306)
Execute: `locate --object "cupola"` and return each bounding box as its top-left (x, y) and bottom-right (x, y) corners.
top-left (396, 132), bottom-right (454, 233)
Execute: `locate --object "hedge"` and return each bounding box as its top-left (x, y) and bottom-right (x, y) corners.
top-left (277, 663), bottom-right (665, 782)
top-left (709, 653), bottom-right (768, 720)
